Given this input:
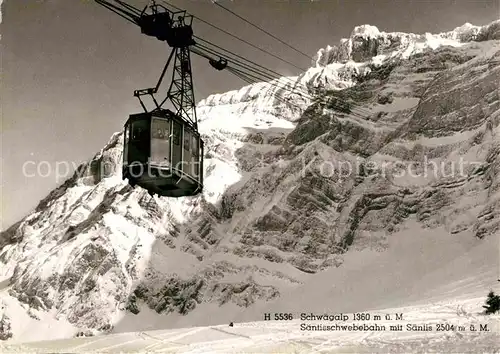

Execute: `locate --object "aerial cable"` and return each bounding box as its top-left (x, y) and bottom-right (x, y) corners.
top-left (226, 66), bottom-right (273, 85)
top-left (200, 49), bottom-right (369, 119)
top-left (212, 0), bottom-right (313, 63)
top-left (226, 67), bottom-right (311, 114)
top-left (195, 39), bottom-right (309, 88)
top-left (190, 47), bottom-right (212, 61)
top-left (209, 59), bottom-right (369, 120)
top-left (225, 67), bottom-right (349, 122)
top-left (94, 0), bottom-right (138, 24)
top-left (194, 38), bottom-right (311, 105)
top-left (227, 67), bottom-right (258, 85)
top-left (195, 40), bottom-right (329, 102)
top-left (195, 39), bottom-right (375, 118)
top-left (160, 0), bottom-right (307, 71)
top-left (193, 45), bottom-right (271, 83)
top-left (218, 67), bottom-right (369, 121)
top-left (192, 46), bottom-right (275, 87)
top-left (222, 67), bottom-right (308, 113)
top-left (195, 34), bottom-right (377, 118)
top-left (190, 25), bottom-right (372, 117)
top-left (194, 39), bottom-right (284, 80)
top-left (190, 51), bottom-right (298, 108)
top-left (194, 42), bottom-right (282, 81)
top-left (193, 44), bottom-right (372, 119)
top-left (173, 16), bottom-right (373, 117)
top-left (225, 62), bottom-right (372, 119)
top-left (113, 0), bottom-right (142, 15)
top-left (98, 1), bottom-right (374, 120)
top-left (196, 45), bottom-right (280, 81)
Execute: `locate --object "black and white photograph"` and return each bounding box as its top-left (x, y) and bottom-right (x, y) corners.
top-left (1, 0), bottom-right (500, 352)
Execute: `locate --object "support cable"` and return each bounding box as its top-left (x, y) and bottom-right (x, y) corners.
top-left (213, 1), bottom-right (312, 62)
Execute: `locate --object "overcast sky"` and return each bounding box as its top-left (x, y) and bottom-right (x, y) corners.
top-left (1, 0), bottom-right (499, 229)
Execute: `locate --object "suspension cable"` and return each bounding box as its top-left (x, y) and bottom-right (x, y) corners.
top-left (195, 39), bottom-right (283, 80)
top-left (194, 43), bottom-right (279, 82)
top-left (160, 1), bottom-right (374, 118)
top-left (159, 2), bottom-right (375, 119)
top-left (161, 0), bottom-right (307, 72)
top-left (192, 44), bottom-right (374, 119)
top-left (212, 1), bottom-right (313, 62)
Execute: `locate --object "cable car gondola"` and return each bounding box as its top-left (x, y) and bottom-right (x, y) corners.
top-left (95, 0), bottom-right (216, 197)
top-left (123, 109), bottom-right (203, 197)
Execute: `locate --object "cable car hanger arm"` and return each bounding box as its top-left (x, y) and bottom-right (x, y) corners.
top-left (134, 39), bottom-right (228, 100)
top-left (133, 48), bottom-right (175, 111)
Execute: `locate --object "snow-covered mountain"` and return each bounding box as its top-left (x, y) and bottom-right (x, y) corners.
top-left (1, 20), bottom-right (499, 344)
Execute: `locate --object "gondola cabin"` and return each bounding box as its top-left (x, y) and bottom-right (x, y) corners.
top-left (122, 109), bottom-right (204, 197)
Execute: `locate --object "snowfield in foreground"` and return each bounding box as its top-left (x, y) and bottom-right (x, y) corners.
top-left (1, 294), bottom-right (499, 353)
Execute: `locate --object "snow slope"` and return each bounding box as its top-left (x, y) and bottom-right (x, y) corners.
top-left (2, 279), bottom-right (499, 352)
top-left (1, 19), bottom-right (500, 346)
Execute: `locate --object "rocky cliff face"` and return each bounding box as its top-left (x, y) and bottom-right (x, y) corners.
top-left (1, 20), bottom-right (499, 341)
